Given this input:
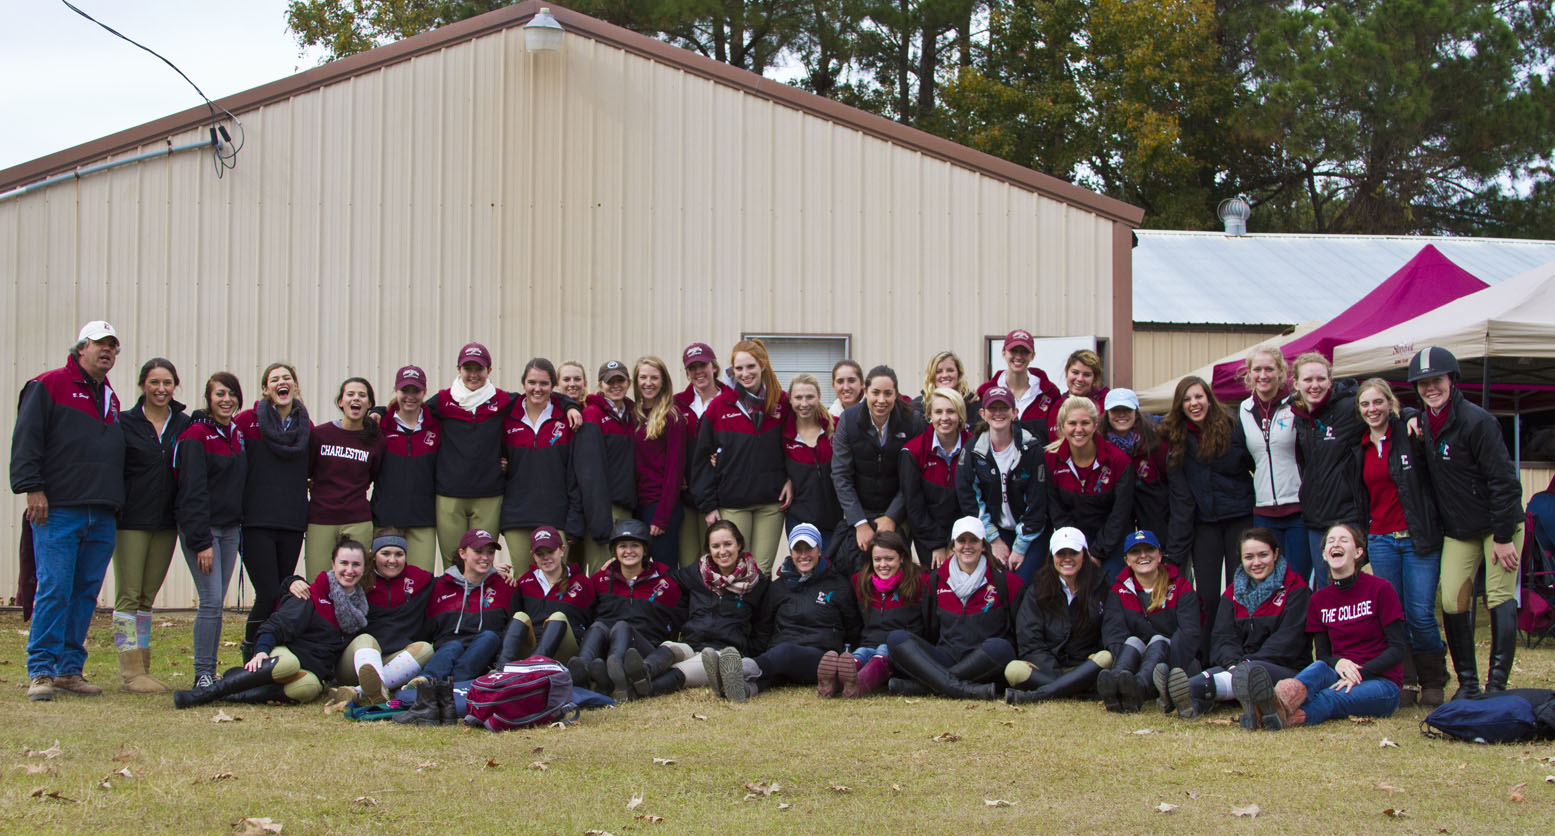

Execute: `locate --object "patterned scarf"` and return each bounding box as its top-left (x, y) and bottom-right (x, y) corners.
top-left (328, 572), bottom-right (369, 635)
top-left (1232, 556), bottom-right (1287, 616)
top-left (701, 552), bottom-right (761, 596)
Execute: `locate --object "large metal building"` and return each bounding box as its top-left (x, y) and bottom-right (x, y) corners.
top-left (0, 2), bottom-right (1143, 608)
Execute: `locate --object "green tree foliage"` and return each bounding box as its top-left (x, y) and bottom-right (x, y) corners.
top-left (285, 1), bottom-right (517, 58)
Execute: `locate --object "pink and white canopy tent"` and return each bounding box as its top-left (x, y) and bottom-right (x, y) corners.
top-left (1137, 245), bottom-right (1488, 413)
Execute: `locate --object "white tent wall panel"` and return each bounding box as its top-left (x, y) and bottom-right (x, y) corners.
top-left (1, 25), bottom-right (1120, 609)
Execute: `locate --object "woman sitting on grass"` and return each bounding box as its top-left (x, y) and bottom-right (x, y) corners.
top-left (713, 524), bottom-right (861, 702)
top-left (173, 538), bottom-right (366, 708)
top-left (564, 519), bottom-right (682, 702)
top-left (883, 517), bottom-right (1023, 701)
top-left (334, 529), bottom-right (435, 705)
top-left (494, 526), bottom-right (595, 670)
top-left (1005, 527), bottom-right (1110, 704)
top-left (1259, 523), bottom-right (1404, 729)
top-left (1095, 530), bottom-right (1199, 713)
top-left (816, 530), bottom-right (924, 699)
top-left (1164, 527), bottom-right (1310, 723)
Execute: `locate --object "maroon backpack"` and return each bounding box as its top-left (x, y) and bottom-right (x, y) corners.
top-left (464, 656), bottom-right (577, 731)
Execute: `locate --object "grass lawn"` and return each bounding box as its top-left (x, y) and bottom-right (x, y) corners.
top-left (2, 611), bottom-right (1553, 835)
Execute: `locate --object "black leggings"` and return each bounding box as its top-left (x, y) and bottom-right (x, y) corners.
top-left (241, 527), bottom-right (304, 644)
top-left (1192, 516), bottom-right (1253, 658)
top-left (752, 643), bottom-right (829, 690)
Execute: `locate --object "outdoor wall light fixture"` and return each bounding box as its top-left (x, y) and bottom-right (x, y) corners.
top-left (525, 8), bottom-right (565, 53)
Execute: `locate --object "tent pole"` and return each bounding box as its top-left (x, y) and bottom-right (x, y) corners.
top-left (1481, 355), bottom-right (1490, 408)
top-left (1514, 394), bottom-right (1522, 469)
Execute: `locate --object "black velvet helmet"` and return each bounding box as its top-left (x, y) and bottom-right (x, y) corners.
top-left (1407, 346), bottom-right (1460, 383)
top-left (608, 518), bottom-right (651, 547)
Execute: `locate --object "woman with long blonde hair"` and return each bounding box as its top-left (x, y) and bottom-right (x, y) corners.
top-left (916, 351), bottom-right (979, 423)
top-left (631, 355), bottom-right (688, 566)
top-left (1044, 395), bottom-right (1136, 570)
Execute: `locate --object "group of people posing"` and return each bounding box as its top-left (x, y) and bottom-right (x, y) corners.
top-left (12, 322), bottom-right (1525, 729)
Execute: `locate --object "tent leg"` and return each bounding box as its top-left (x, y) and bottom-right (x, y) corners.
top-left (1514, 394), bottom-right (1522, 470)
top-left (1481, 355), bottom-right (1491, 408)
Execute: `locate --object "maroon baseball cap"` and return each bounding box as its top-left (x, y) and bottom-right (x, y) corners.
top-left (457, 342), bottom-right (492, 369)
top-left (395, 365), bottom-right (427, 391)
top-left (458, 529), bottom-right (501, 551)
top-left (598, 360), bottom-right (628, 382)
top-left (682, 342), bottom-right (715, 368)
top-left (529, 526), bottom-right (563, 552)
top-left (1003, 329), bottom-right (1035, 352)
top-left (982, 385), bottom-right (1015, 409)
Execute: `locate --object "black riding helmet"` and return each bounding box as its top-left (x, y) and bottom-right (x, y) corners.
top-left (1407, 346), bottom-right (1460, 383)
top-left (608, 518), bottom-right (652, 547)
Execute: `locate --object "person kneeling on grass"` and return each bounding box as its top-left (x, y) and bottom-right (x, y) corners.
top-left (712, 524), bottom-right (860, 702)
top-left (1095, 530), bottom-right (1199, 713)
top-left (332, 529), bottom-right (435, 705)
top-left (883, 517), bottom-right (1022, 701)
top-left (816, 530), bottom-right (924, 699)
top-left (1166, 527), bottom-right (1311, 724)
top-left (1257, 523), bottom-right (1404, 729)
top-left (493, 526), bottom-right (595, 671)
top-left (174, 538), bottom-right (364, 707)
top-left (1005, 527), bottom-right (1110, 704)
top-left (565, 519), bottom-right (682, 702)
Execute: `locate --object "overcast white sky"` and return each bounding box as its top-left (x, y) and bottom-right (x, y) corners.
top-left (1, 0), bottom-right (319, 172)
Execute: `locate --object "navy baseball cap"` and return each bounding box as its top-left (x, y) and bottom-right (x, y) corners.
top-left (1124, 530), bottom-right (1161, 552)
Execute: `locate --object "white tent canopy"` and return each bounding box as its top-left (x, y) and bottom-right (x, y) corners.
top-left (1134, 322), bottom-right (1321, 414)
top-left (1332, 259), bottom-right (1555, 381)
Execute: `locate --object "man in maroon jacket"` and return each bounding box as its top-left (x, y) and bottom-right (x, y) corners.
top-left (11, 321), bottom-right (126, 701)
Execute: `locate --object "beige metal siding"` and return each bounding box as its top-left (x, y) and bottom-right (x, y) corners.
top-left (1, 27), bottom-right (1117, 609)
top-left (1132, 327), bottom-right (1290, 394)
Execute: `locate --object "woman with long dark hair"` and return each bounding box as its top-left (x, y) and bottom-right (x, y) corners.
top-left (691, 339), bottom-right (792, 573)
top-left (1099, 388), bottom-right (1168, 580)
top-left (174, 373), bottom-right (248, 688)
top-left (1162, 376), bottom-right (1253, 648)
top-left (816, 529), bottom-right (924, 699)
top-left (830, 364), bottom-right (926, 575)
top-left (1005, 527), bottom-right (1110, 704)
top-left (234, 362), bottom-right (311, 656)
top-left (305, 377), bottom-right (383, 578)
top-left (112, 358), bottom-right (192, 693)
top-left (499, 358), bottom-right (584, 575)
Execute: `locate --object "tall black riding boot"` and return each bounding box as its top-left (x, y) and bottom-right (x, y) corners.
top-left (599, 622), bottom-right (634, 703)
top-left (646, 668), bottom-right (686, 696)
top-left (392, 682), bottom-right (442, 726)
top-left (226, 684), bottom-right (294, 704)
top-left (1097, 643), bottom-right (1142, 713)
top-left (947, 648), bottom-right (1004, 686)
top-left (495, 614), bottom-right (536, 668)
top-left (1442, 611), bottom-right (1481, 700)
top-left (625, 645), bottom-right (679, 697)
top-left (1006, 660), bottom-right (1102, 705)
top-left (566, 622), bottom-right (609, 690)
top-left (533, 618), bottom-right (571, 659)
top-left (888, 639), bottom-right (995, 700)
top-left (1484, 601), bottom-right (1518, 692)
top-left (1135, 638), bottom-right (1172, 712)
top-left (173, 658), bottom-right (277, 709)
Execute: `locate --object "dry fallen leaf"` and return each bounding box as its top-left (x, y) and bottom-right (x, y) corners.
top-left (531, 746), bottom-right (544, 754)
top-left (1185, 791), bottom-right (1201, 800)
top-left (1130, 729), bottom-right (1158, 736)
top-left (998, 721), bottom-right (1014, 727)
top-left (415, 760), bottom-right (438, 772)
top-left (931, 732), bottom-right (960, 743)
top-left (1205, 717), bottom-right (1236, 726)
top-left (113, 749), bottom-right (138, 762)
top-left (1154, 802), bottom-right (1178, 813)
top-left (829, 783), bottom-right (851, 793)
top-left (212, 772), bottom-right (236, 782)
top-left (903, 699), bottom-right (921, 704)
top-left (24, 741), bottom-right (63, 759)
top-left (891, 784), bottom-right (901, 792)
top-left (691, 713), bottom-right (708, 721)
top-left (776, 803), bottom-right (791, 811)
top-left (652, 757), bottom-right (676, 766)
top-left (742, 780), bottom-right (781, 797)
top-left (1383, 808), bottom-right (1407, 818)
top-left (635, 815), bottom-right (664, 823)
top-left (1545, 776), bottom-right (1554, 784)
top-left (1509, 782), bottom-right (1527, 802)
top-left (485, 759), bottom-right (500, 769)
top-left (582, 831), bottom-right (613, 836)
top-left (1349, 716), bottom-right (1376, 725)
top-left (222, 641), bottom-right (239, 647)
top-left (1230, 803), bottom-right (1260, 818)
top-left (17, 763), bottom-right (52, 775)
top-left (353, 797), bottom-right (377, 808)
top-left (211, 710), bottom-right (241, 724)
top-left (1379, 737), bottom-right (1398, 748)
top-left (322, 700), bottom-right (348, 715)
top-left (234, 820), bottom-right (282, 836)
top-left (527, 761), bottom-right (549, 771)
top-left (1222, 769), bottom-right (1246, 776)
top-left (30, 788), bottom-right (78, 803)
top-left (548, 721), bottom-right (567, 729)
top-left (626, 793), bottom-right (644, 811)
top-left (984, 799), bottom-right (1016, 807)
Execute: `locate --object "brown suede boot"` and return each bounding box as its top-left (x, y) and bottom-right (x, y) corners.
top-left (53, 673), bottom-right (103, 696)
top-left (131, 648), bottom-right (171, 693)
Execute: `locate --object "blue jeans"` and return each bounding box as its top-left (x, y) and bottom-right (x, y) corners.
top-left (28, 505), bottom-right (116, 677)
top-left (851, 644), bottom-right (889, 664)
top-left (1366, 534), bottom-right (1444, 653)
top-left (182, 525), bottom-right (242, 678)
top-left (423, 631), bottom-right (502, 681)
top-left (1293, 661), bottom-right (1400, 726)
top-left (1255, 513), bottom-right (1311, 582)
top-left (1306, 528), bottom-right (1331, 591)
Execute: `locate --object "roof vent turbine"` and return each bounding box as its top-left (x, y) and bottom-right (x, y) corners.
top-left (1218, 195), bottom-right (1251, 236)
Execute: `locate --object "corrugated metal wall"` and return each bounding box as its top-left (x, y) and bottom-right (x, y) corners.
top-left (1132, 327), bottom-right (1288, 393)
top-left (0, 27), bottom-right (1118, 608)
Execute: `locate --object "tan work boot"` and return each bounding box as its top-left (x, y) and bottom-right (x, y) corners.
top-left (53, 673), bottom-right (103, 696)
top-left (28, 675), bottom-right (55, 701)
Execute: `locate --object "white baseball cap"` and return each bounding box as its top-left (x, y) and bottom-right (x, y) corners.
top-left (950, 517), bottom-right (985, 542)
top-left (787, 523), bottom-right (822, 550)
top-left (1104, 388), bottom-right (1139, 411)
top-left (1049, 526), bottom-right (1088, 554)
top-left (78, 320), bottom-right (118, 343)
